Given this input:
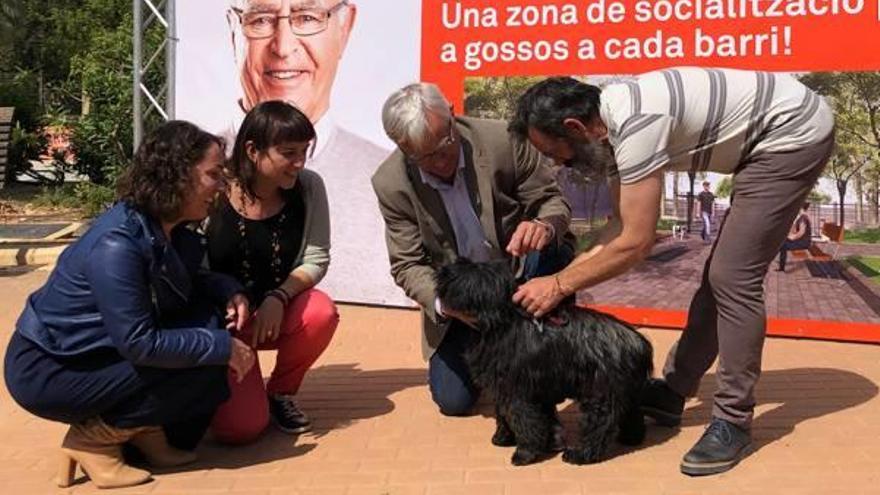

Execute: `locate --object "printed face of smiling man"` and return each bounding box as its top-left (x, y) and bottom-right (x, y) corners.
top-left (231, 0), bottom-right (356, 122)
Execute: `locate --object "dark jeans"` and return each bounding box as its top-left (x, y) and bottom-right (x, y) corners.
top-left (778, 237), bottom-right (811, 270)
top-left (4, 302), bottom-right (230, 450)
top-left (428, 241), bottom-right (575, 416)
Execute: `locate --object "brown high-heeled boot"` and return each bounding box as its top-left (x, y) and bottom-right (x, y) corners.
top-left (129, 427), bottom-right (197, 467)
top-left (57, 418), bottom-right (152, 489)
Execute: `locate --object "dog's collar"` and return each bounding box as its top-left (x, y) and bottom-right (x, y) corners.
top-left (526, 311), bottom-right (570, 334)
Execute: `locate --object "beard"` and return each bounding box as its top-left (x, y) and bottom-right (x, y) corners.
top-left (564, 137), bottom-right (616, 180)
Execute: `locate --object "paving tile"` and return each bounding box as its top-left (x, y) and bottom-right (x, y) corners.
top-left (347, 485), bottom-right (427, 495)
top-left (503, 481), bottom-right (582, 495)
top-left (2, 270), bottom-right (880, 494)
top-left (426, 484), bottom-right (504, 495)
top-left (464, 468), bottom-right (542, 483)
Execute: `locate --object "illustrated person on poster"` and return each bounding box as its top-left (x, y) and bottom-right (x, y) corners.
top-left (776, 202), bottom-right (813, 272)
top-left (226, 0), bottom-right (405, 305)
top-left (696, 180), bottom-right (715, 242)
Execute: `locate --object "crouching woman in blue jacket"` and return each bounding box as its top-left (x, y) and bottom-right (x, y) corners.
top-left (3, 121), bottom-right (256, 489)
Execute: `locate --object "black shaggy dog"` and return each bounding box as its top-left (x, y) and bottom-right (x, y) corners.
top-left (435, 259), bottom-right (654, 466)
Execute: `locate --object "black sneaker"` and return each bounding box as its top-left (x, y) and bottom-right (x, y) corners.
top-left (680, 418), bottom-right (752, 476)
top-left (268, 394), bottom-right (312, 434)
top-left (641, 378), bottom-right (685, 427)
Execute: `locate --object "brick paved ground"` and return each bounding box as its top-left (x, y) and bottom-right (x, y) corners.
top-left (584, 236), bottom-right (880, 324)
top-left (1, 268), bottom-right (879, 494)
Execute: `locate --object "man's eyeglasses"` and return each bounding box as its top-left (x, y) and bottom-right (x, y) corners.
top-left (405, 118), bottom-right (457, 165)
top-left (231, 0), bottom-right (349, 39)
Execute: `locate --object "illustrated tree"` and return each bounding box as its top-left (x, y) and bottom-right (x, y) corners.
top-left (860, 164), bottom-right (880, 224)
top-left (807, 189), bottom-right (831, 205)
top-left (464, 76), bottom-right (544, 120)
top-left (714, 176), bottom-right (732, 199)
top-left (826, 134), bottom-right (871, 226)
top-left (465, 75), bottom-right (612, 223)
top-left (801, 72), bottom-right (880, 227)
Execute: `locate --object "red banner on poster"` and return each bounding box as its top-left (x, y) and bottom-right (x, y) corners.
top-left (421, 0), bottom-right (880, 106)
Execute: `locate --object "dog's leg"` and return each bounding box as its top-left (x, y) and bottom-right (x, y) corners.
top-left (563, 394), bottom-right (619, 465)
top-left (491, 403), bottom-right (516, 447)
top-left (616, 399), bottom-right (646, 446)
top-left (507, 399), bottom-right (555, 466)
top-left (543, 403), bottom-right (565, 452)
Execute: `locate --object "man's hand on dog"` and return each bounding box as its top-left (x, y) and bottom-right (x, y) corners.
top-left (506, 220), bottom-right (551, 257)
top-left (513, 275), bottom-right (566, 318)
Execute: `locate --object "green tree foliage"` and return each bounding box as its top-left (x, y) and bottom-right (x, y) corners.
top-left (712, 176), bottom-right (829, 205)
top-left (1, 0), bottom-right (165, 196)
top-left (808, 189), bottom-right (832, 204)
top-left (800, 72), bottom-right (880, 151)
top-left (464, 76), bottom-right (545, 120)
top-left (68, 8), bottom-right (136, 184)
top-left (464, 75), bottom-right (611, 221)
top-left (1, 70), bottom-right (45, 181)
top-left (714, 176), bottom-right (732, 198)
top-left (801, 72), bottom-right (880, 226)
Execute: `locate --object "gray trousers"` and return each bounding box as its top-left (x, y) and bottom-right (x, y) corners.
top-left (664, 131), bottom-right (835, 429)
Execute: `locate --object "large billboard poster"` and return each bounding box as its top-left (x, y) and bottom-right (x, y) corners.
top-left (178, 0), bottom-right (880, 343)
top-left (176, 0), bottom-right (420, 307)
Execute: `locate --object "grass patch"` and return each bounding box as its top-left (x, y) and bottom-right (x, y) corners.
top-left (573, 217), bottom-right (678, 252)
top-left (573, 217), bottom-right (682, 252)
top-left (576, 231), bottom-right (600, 252)
top-left (31, 184), bottom-right (83, 210)
top-left (33, 183), bottom-right (114, 217)
top-left (846, 256), bottom-right (880, 282)
top-left (845, 228), bottom-right (880, 244)
top-left (656, 218), bottom-right (678, 231)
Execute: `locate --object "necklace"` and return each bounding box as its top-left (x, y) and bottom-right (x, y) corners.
top-left (234, 200), bottom-right (288, 294)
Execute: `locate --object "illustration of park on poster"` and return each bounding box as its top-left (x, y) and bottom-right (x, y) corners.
top-left (422, 0), bottom-right (880, 340)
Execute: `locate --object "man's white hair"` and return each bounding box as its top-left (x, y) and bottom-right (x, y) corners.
top-left (381, 82), bottom-right (452, 152)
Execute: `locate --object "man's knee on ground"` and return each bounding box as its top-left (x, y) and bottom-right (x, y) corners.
top-left (431, 387), bottom-right (478, 416)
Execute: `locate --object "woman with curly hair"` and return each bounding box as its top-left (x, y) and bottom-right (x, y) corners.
top-left (206, 100), bottom-right (339, 443)
top-left (3, 121), bottom-right (256, 489)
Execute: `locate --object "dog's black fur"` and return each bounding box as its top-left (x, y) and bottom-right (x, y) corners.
top-left (435, 259), bottom-right (653, 466)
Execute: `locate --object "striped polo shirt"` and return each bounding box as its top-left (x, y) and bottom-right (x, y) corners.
top-left (599, 67), bottom-right (834, 185)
